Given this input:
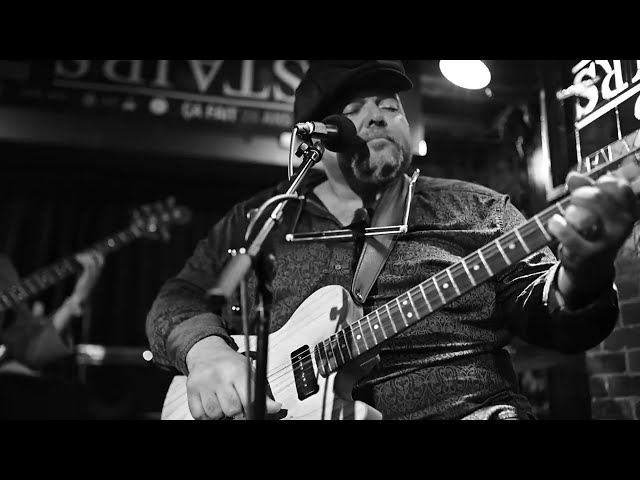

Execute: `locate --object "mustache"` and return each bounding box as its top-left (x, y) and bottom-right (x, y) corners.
top-left (360, 129), bottom-right (402, 149)
top-left (344, 130), bottom-right (404, 159)
top-left (359, 131), bottom-right (398, 144)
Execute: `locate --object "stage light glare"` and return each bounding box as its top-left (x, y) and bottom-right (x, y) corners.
top-left (439, 60), bottom-right (491, 90)
top-left (418, 140), bottom-right (427, 156)
top-left (279, 131), bottom-right (293, 149)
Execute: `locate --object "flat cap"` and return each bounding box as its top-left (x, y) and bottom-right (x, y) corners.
top-left (293, 60), bottom-right (413, 124)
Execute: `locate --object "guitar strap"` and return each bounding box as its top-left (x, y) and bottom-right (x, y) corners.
top-left (351, 173), bottom-right (411, 305)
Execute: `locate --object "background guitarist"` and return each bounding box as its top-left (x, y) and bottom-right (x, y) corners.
top-left (146, 60), bottom-right (638, 420)
top-left (0, 250), bottom-right (104, 419)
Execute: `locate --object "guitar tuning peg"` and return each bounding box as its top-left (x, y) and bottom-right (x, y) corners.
top-left (142, 204), bottom-right (152, 213)
top-left (131, 210), bottom-right (143, 223)
top-left (160, 226), bottom-right (171, 243)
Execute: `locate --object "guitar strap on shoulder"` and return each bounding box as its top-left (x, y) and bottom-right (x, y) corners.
top-left (351, 173), bottom-right (411, 306)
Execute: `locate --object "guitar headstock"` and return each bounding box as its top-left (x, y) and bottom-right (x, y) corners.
top-left (550, 129), bottom-right (640, 201)
top-left (131, 197), bottom-right (192, 241)
top-left (589, 129), bottom-right (640, 197)
top-left (613, 153), bottom-right (640, 197)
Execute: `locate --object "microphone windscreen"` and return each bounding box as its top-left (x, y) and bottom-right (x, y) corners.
top-left (321, 114), bottom-right (359, 153)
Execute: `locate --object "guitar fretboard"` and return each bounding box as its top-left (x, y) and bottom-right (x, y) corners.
top-left (0, 225), bottom-right (143, 313)
top-left (314, 126), bottom-right (640, 377)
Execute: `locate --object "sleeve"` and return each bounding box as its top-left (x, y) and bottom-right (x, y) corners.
top-left (145, 201), bottom-right (252, 375)
top-left (5, 312), bottom-right (74, 369)
top-left (494, 197), bottom-right (619, 353)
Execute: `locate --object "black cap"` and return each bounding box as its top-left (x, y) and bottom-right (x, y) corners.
top-left (293, 60), bottom-right (414, 124)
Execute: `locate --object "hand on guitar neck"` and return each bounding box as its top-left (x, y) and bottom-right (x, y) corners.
top-left (547, 171), bottom-right (638, 309)
top-left (51, 250), bottom-right (105, 333)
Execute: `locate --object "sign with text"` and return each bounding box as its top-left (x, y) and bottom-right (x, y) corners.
top-left (544, 60), bottom-right (640, 201)
top-left (570, 60), bottom-right (640, 131)
top-left (566, 60), bottom-right (640, 166)
top-left (0, 60), bottom-right (308, 134)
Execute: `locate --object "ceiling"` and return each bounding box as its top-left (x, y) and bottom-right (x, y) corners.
top-left (410, 60), bottom-right (552, 144)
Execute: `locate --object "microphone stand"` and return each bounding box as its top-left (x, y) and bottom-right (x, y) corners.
top-left (206, 138), bottom-right (325, 420)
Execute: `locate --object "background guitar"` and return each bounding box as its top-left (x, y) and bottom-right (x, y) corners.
top-left (0, 197), bottom-right (191, 360)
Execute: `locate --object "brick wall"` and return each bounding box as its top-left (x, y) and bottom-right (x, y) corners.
top-left (587, 224), bottom-right (640, 419)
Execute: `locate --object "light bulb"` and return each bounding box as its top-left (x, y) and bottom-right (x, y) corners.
top-left (439, 60), bottom-right (491, 90)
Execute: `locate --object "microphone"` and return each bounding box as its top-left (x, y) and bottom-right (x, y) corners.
top-left (294, 114), bottom-right (359, 153)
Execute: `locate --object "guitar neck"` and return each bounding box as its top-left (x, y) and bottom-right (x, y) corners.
top-left (315, 127), bottom-right (640, 377)
top-left (315, 197), bottom-right (569, 376)
top-left (0, 224), bottom-right (143, 313)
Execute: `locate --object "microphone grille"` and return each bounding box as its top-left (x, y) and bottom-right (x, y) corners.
top-left (321, 114), bottom-right (359, 153)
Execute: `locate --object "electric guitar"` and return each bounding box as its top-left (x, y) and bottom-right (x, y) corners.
top-left (0, 197), bottom-right (191, 314)
top-left (161, 129), bottom-right (640, 420)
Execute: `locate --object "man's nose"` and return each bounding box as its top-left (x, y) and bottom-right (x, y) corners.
top-left (366, 106), bottom-right (386, 127)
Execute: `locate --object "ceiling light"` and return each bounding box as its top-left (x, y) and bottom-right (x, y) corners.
top-left (418, 140), bottom-right (427, 156)
top-left (439, 60), bottom-right (491, 90)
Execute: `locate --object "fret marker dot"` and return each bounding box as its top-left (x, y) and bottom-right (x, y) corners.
top-left (443, 283), bottom-right (449, 289)
top-left (373, 324), bottom-right (379, 329)
top-left (509, 244), bottom-right (515, 250)
top-left (402, 300), bottom-right (408, 306)
top-left (473, 265), bottom-right (480, 271)
top-left (356, 335), bottom-right (361, 340)
top-left (407, 312), bottom-right (413, 318)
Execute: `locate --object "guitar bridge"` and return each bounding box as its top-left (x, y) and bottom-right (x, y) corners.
top-left (291, 345), bottom-right (319, 401)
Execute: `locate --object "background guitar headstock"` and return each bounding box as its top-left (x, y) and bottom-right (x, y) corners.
top-left (130, 197), bottom-right (192, 242)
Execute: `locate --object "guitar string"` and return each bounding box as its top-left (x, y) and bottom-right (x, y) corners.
top-left (261, 209), bottom-right (564, 391)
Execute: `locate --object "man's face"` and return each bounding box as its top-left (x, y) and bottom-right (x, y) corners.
top-left (327, 87), bottom-right (413, 191)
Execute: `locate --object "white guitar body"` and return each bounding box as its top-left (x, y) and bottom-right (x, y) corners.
top-left (161, 285), bottom-right (383, 420)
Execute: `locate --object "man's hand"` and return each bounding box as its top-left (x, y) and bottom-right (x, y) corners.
top-left (547, 171), bottom-right (638, 307)
top-left (185, 335), bottom-right (282, 420)
top-left (51, 250), bottom-right (105, 332)
top-left (72, 250), bottom-right (105, 303)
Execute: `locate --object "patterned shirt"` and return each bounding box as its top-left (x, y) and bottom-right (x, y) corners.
top-left (146, 170), bottom-right (619, 420)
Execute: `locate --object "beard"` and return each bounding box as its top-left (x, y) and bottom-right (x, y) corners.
top-left (340, 136), bottom-right (412, 195)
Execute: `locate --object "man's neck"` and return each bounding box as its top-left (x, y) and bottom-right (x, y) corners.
top-left (324, 178), bottom-right (364, 204)
top-left (322, 165), bottom-right (381, 204)
top-left (313, 175), bottom-right (382, 226)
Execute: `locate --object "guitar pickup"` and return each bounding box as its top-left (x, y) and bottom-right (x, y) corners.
top-left (291, 345), bottom-right (319, 401)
